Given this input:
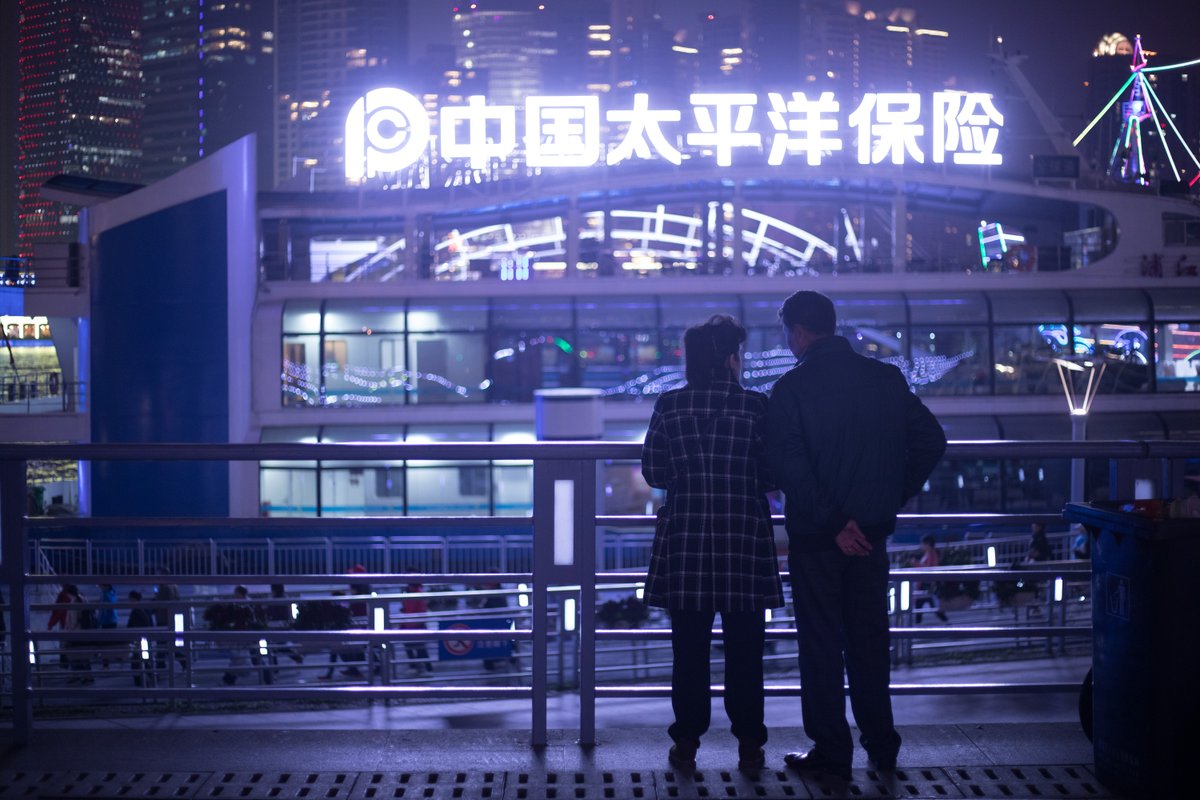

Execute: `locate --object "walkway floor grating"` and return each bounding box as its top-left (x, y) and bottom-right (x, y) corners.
top-left (0, 767), bottom-right (1115, 800)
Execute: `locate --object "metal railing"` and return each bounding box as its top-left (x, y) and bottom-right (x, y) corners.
top-left (1, 439), bottom-right (1194, 747)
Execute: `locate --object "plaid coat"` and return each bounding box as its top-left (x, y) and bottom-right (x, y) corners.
top-left (641, 378), bottom-right (784, 612)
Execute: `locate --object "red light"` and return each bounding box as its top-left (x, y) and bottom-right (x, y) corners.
top-left (707, 14), bottom-right (715, 21)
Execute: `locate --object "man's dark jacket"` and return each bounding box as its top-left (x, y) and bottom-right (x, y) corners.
top-left (766, 336), bottom-right (947, 552)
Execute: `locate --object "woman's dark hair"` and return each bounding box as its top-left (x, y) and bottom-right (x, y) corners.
top-left (684, 314), bottom-right (746, 387)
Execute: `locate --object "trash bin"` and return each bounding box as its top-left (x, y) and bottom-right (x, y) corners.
top-left (1063, 501), bottom-right (1200, 797)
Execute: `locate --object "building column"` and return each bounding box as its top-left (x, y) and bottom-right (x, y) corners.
top-left (404, 215), bottom-right (417, 277)
top-left (566, 196), bottom-right (580, 273)
top-left (731, 181), bottom-right (745, 275)
top-left (891, 191), bottom-right (907, 273)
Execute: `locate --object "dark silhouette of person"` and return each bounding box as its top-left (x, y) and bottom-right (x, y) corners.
top-left (767, 290), bottom-right (946, 778)
top-left (642, 314), bottom-right (783, 773)
top-left (127, 590), bottom-right (154, 686)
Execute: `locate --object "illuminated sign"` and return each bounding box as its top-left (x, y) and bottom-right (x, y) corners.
top-left (345, 89), bottom-right (1004, 179)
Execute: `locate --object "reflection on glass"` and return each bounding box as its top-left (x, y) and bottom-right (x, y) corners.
top-left (1157, 323), bottom-right (1200, 392)
top-left (993, 325), bottom-right (1058, 395)
top-left (909, 327), bottom-right (988, 396)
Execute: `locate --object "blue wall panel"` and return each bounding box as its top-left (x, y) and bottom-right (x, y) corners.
top-left (91, 191), bottom-right (229, 516)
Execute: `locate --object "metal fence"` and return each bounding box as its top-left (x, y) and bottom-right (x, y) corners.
top-left (1, 439), bottom-right (1194, 747)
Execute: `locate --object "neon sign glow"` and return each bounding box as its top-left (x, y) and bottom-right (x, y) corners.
top-left (345, 89), bottom-right (1005, 180)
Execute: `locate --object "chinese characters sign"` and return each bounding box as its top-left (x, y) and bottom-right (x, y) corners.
top-left (345, 89), bottom-right (1004, 180)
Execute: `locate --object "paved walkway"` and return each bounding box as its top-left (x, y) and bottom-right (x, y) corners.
top-left (0, 681), bottom-right (1120, 799)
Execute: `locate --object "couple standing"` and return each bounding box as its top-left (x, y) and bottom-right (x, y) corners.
top-left (640, 290), bottom-right (947, 777)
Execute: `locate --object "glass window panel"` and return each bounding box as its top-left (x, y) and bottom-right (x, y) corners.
top-left (602, 462), bottom-right (656, 515)
top-left (1086, 413), bottom-right (1165, 439)
top-left (407, 299), bottom-right (488, 332)
top-left (659, 295), bottom-right (740, 328)
top-left (489, 330), bottom-right (578, 402)
top-left (493, 423), bottom-right (535, 442)
top-left (990, 291), bottom-right (1068, 323)
top-left (1161, 411), bottom-right (1200, 439)
top-left (578, 296), bottom-right (656, 329)
top-left (993, 325), bottom-right (1060, 395)
top-left (491, 297), bottom-right (574, 328)
top-left (1074, 324), bottom-right (1151, 393)
top-left (939, 416), bottom-right (999, 440)
top-left (321, 426), bottom-right (406, 444)
top-left (603, 420), bottom-right (649, 442)
top-left (578, 329), bottom-right (660, 399)
top-left (323, 333), bottom-right (408, 406)
top-left (407, 333), bottom-right (487, 403)
top-left (907, 292), bottom-right (988, 324)
top-left (406, 464), bottom-right (489, 515)
top-left (909, 327), bottom-right (990, 396)
top-left (324, 299), bottom-right (405, 333)
top-left (744, 327), bottom-right (793, 393)
top-left (320, 466), bottom-right (405, 517)
top-left (407, 424), bottom-right (489, 442)
top-left (845, 326), bottom-right (904, 360)
top-left (743, 295), bottom-right (786, 326)
top-left (282, 334), bottom-right (320, 407)
top-left (1157, 323), bottom-right (1200, 392)
top-left (262, 427), bottom-right (320, 443)
top-left (259, 467), bottom-right (317, 517)
top-left (1001, 459), bottom-right (1069, 513)
top-left (1070, 290), bottom-right (1149, 322)
top-left (831, 294), bottom-right (906, 326)
top-left (998, 414), bottom-right (1071, 440)
top-left (1149, 288), bottom-right (1200, 320)
top-left (493, 464), bottom-right (532, 517)
top-left (282, 300), bottom-right (321, 333)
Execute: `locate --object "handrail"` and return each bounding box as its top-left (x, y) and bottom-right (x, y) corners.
top-left (2, 440), bottom-right (1194, 748)
top-left (0, 439), bottom-right (1164, 461)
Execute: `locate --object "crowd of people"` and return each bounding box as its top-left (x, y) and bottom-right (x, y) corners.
top-left (39, 571), bottom-right (479, 687)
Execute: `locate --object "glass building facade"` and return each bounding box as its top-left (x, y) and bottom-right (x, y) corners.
top-left (264, 287), bottom-right (1200, 519)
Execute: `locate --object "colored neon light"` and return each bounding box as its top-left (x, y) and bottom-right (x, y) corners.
top-left (1138, 73), bottom-right (1181, 181)
top-left (1141, 77), bottom-right (1200, 169)
top-left (1072, 73), bottom-right (1135, 147)
top-left (1144, 56), bottom-right (1200, 72)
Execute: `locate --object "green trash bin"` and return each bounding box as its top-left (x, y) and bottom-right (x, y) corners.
top-left (1063, 501), bottom-right (1200, 797)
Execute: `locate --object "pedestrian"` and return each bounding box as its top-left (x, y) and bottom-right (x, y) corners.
top-left (48, 583), bottom-right (94, 681)
top-left (641, 314), bottom-right (783, 773)
top-left (127, 590), bottom-right (155, 686)
top-left (401, 580), bottom-right (433, 674)
top-left (766, 290), bottom-right (946, 778)
top-left (204, 585), bottom-right (270, 685)
top-left (1027, 522), bottom-right (1053, 562)
top-left (98, 583), bottom-right (119, 629)
top-left (909, 535), bottom-right (948, 623)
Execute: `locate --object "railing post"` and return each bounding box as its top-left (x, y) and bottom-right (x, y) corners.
top-left (532, 453), bottom-right (598, 746)
top-left (1, 458), bottom-right (33, 744)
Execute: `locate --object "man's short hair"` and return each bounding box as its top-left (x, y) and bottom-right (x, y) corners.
top-left (779, 290), bottom-right (836, 336)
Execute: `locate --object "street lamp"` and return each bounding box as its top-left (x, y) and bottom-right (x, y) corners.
top-left (1054, 358), bottom-right (1106, 503)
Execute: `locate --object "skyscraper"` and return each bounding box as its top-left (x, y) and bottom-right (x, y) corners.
top-left (16, 0), bottom-right (143, 259)
top-left (141, 0), bottom-right (275, 187)
top-left (453, 1), bottom-right (555, 106)
top-left (274, 0), bottom-right (408, 190)
top-left (1, 0), bottom-right (20, 261)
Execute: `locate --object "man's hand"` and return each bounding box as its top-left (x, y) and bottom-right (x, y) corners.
top-left (835, 519), bottom-right (872, 556)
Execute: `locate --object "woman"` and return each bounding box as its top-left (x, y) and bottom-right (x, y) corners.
top-left (641, 314), bottom-right (783, 773)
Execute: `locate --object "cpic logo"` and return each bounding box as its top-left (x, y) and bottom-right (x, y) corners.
top-left (344, 88), bottom-right (430, 180)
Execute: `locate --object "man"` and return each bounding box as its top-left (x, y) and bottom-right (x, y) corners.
top-left (766, 290), bottom-right (946, 778)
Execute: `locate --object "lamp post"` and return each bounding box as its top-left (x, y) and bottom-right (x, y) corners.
top-left (1054, 358), bottom-right (1106, 503)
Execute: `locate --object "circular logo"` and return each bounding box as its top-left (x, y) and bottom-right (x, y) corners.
top-left (359, 88), bottom-right (430, 174)
top-left (442, 623), bottom-right (474, 657)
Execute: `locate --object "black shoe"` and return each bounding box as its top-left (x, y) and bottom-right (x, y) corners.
top-left (222, 671), bottom-right (237, 685)
top-left (668, 740), bottom-right (698, 772)
top-left (784, 750), bottom-right (851, 780)
top-left (737, 743), bottom-right (765, 772)
top-left (935, 610), bottom-right (949, 622)
top-left (868, 752), bottom-right (898, 770)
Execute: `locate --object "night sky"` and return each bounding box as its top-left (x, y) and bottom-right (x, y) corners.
top-left (408, 0), bottom-right (1200, 122)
